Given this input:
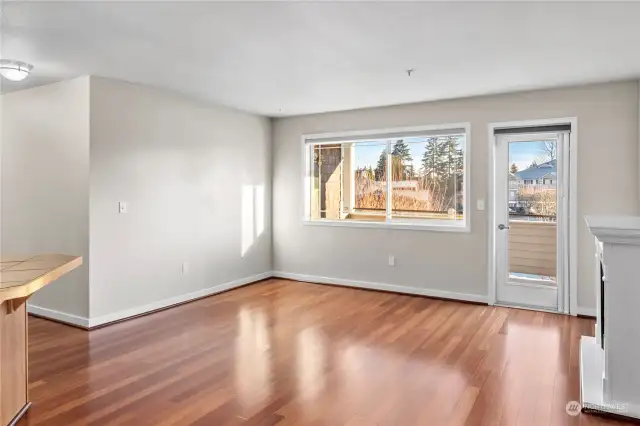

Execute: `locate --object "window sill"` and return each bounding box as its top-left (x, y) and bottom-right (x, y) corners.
top-left (302, 219), bottom-right (470, 233)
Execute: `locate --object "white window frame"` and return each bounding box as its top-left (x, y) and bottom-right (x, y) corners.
top-left (301, 123), bottom-right (471, 233)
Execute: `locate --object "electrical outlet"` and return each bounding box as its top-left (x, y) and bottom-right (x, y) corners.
top-left (476, 199), bottom-right (485, 211)
top-left (182, 261), bottom-right (189, 275)
top-left (388, 255), bottom-right (395, 267)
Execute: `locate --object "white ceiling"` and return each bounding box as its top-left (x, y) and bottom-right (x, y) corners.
top-left (2, 1), bottom-right (640, 117)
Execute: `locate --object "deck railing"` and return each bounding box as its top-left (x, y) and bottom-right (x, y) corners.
top-left (508, 220), bottom-right (556, 278)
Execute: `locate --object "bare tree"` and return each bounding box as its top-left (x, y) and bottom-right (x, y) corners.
top-left (543, 142), bottom-right (557, 161)
top-left (517, 187), bottom-right (557, 218)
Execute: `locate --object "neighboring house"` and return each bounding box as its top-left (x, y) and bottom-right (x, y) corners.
top-left (391, 180), bottom-right (419, 191)
top-left (514, 160), bottom-right (557, 186)
top-left (510, 159), bottom-right (557, 214)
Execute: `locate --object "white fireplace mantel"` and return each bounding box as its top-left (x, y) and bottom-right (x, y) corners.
top-left (581, 215), bottom-right (640, 420)
top-left (586, 215), bottom-right (640, 244)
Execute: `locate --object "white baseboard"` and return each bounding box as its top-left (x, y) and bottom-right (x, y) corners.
top-left (28, 271), bottom-right (272, 329)
top-left (272, 271), bottom-right (488, 304)
top-left (88, 271), bottom-right (272, 328)
top-left (27, 304), bottom-right (90, 328)
top-left (576, 306), bottom-right (597, 317)
top-left (36, 270), bottom-right (586, 329)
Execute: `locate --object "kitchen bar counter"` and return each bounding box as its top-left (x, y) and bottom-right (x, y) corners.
top-left (0, 254), bottom-right (82, 426)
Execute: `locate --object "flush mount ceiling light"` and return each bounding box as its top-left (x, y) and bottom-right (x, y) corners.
top-left (0, 59), bottom-right (33, 82)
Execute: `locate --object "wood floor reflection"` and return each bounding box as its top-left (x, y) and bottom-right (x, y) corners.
top-left (18, 279), bottom-right (633, 425)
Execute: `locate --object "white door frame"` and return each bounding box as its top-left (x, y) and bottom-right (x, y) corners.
top-left (487, 117), bottom-right (578, 315)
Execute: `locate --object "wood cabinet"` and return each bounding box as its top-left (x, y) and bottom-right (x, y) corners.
top-left (0, 300), bottom-right (28, 426)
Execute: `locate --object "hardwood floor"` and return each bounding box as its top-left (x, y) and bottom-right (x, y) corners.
top-left (17, 279), bottom-right (634, 426)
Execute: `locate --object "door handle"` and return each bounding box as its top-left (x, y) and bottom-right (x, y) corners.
top-left (498, 224), bottom-right (510, 230)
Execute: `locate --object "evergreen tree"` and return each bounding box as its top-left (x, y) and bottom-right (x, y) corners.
top-left (374, 151), bottom-right (387, 181)
top-left (421, 136), bottom-right (464, 192)
top-left (453, 143), bottom-right (464, 193)
top-left (510, 163), bottom-right (519, 174)
top-left (442, 136), bottom-right (458, 181)
top-left (406, 164), bottom-right (416, 180)
top-left (436, 136), bottom-right (463, 195)
top-left (392, 139), bottom-right (412, 163)
top-left (421, 137), bottom-right (446, 184)
top-left (454, 143), bottom-right (464, 177)
top-left (392, 139), bottom-right (413, 180)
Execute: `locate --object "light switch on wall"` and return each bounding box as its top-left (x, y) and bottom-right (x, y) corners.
top-left (118, 201), bottom-right (127, 214)
top-left (476, 199), bottom-right (485, 211)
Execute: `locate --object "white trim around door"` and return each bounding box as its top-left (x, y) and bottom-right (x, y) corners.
top-left (487, 117), bottom-right (578, 315)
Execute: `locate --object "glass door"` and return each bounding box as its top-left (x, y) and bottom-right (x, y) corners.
top-left (495, 132), bottom-right (568, 311)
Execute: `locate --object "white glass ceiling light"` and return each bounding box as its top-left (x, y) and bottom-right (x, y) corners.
top-left (0, 59), bottom-right (33, 82)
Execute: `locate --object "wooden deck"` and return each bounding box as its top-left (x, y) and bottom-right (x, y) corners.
top-left (509, 220), bottom-right (557, 278)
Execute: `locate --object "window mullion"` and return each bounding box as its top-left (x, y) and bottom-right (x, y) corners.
top-left (386, 140), bottom-right (392, 221)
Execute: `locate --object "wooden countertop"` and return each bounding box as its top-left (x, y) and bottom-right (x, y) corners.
top-left (0, 254), bottom-right (82, 304)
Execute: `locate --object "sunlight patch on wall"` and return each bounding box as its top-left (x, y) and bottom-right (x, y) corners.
top-left (255, 185), bottom-right (265, 237)
top-left (241, 186), bottom-right (254, 257)
top-left (241, 184), bottom-right (265, 257)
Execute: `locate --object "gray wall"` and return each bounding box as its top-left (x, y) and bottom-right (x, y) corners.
top-left (89, 77), bottom-right (272, 319)
top-left (1, 77), bottom-right (90, 318)
top-left (272, 81), bottom-right (640, 311)
top-left (2, 77), bottom-right (636, 319)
